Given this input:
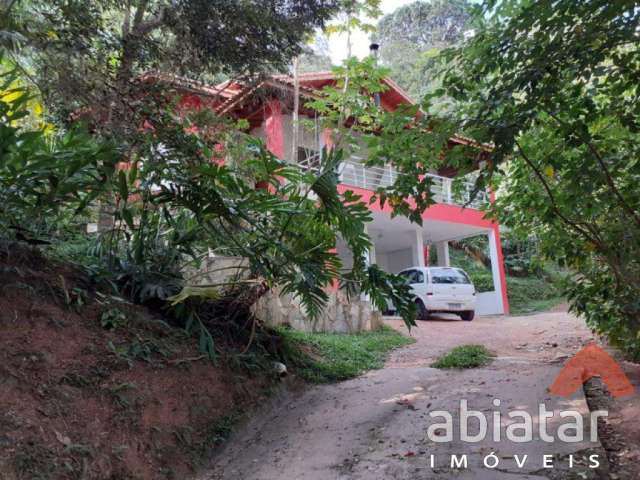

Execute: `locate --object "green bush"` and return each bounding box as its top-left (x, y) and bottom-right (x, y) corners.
top-left (0, 72), bottom-right (118, 241)
top-left (449, 248), bottom-right (493, 292)
top-left (507, 277), bottom-right (557, 302)
top-left (566, 264), bottom-right (640, 361)
top-left (431, 345), bottom-right (493, 369)
top-left (470, 273), bottom-right (494, 293)
top-left (500, 235), bottom-right (544, 277)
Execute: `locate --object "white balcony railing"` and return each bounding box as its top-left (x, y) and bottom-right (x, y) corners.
top-left (338, 159), bottom-right (489, 210)
top-left (297, 155), bottom-right (489, 210)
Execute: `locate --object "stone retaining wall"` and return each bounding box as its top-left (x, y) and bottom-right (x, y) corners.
top-left (195, 255), bottom-right (381, 333)
top-left (253, 287), bottom-right (382, 333)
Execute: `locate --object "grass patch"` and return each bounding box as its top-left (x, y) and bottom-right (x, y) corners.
top-left (510, 295), bottom-right (565, 315)
top-left (507, 276), bottom-right (565, 315)
top-left (449, 246), bottom-right (567, 315)
top-left (431, 344), bottom-right (493, 369)
top-left (276, 325), bottom-right (414, 383)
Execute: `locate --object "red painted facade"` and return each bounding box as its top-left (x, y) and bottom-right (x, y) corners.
top-left (264, 99), bottom-right (285, 159)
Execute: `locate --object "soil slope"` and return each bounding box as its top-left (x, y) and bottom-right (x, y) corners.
top-left (0, 245), bottom-right (268, 480)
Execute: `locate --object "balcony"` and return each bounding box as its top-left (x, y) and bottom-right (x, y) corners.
top-left (297, 154), bottom-right (489, 210)
top-left (338, 159), bottom-right (489, 210)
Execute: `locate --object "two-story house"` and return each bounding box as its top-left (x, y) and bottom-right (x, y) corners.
top-left (150, 70), bottom-right (509, 330)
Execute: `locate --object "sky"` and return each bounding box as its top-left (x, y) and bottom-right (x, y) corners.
top-left (327, 0), bottom-right (417, 64)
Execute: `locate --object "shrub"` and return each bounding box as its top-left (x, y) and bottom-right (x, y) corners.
top-left (431, 345), bottom-right (493, 369)
top-left (471, 273), bottom-right (494, 293)
top-left (566, 264), bottom-right (640, 361)
top-left (0, 71), bottom-right (118, 241)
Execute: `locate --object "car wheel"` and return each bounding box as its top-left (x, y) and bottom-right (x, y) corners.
top-left (416, 300), bottom-right (429, 321)
top-left (461, 310), bottom-right (475, 321)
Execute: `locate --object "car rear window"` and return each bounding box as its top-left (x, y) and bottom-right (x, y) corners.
top-left (399, 270), bottom-right (424, 284)
top-left (431, 269), bottom-right (471, 284)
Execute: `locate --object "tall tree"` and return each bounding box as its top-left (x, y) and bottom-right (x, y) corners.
top-left (432, 0), bottom-right (640, 357)
top-left (374, 0), bottom-right (472, 99)
top-left (7, 0), bottom-right (341, 139)
top-left (298, 33), bottom-right (334, 73)
top-left (326, 0), bottom-right (381, 58)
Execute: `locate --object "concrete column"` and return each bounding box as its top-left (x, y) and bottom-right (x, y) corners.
top-left (488, 229), bottom-right (506, 314)
top-left (435, 241), bottom-right (450, 267)
top-left (411, 229), bottom-right (425, 267)
top-left (367, 228), bottom-right (377, 266)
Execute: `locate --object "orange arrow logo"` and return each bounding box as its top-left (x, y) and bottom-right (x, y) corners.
top-left (549, 343), bottom-right (635, 398)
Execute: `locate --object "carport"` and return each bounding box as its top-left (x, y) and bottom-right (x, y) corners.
top-left (336, 209), bottom-right (508, 316)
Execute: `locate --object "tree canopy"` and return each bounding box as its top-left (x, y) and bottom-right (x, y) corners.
top-left (433, 0), bottom-right (640, 357)
top-left (6, 0), bottom-right (341, 137)
top-left (298, 33), bottom-right (334, 73)
top-left (373, 0), bottom-right (473, 99)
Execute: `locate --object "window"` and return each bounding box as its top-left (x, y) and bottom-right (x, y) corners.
top-left (399, 270), bottom-right (414, 283)
top-left (400, 269), bottom-right (424, 284)
top-left (431, 268), bottom-right (471, 285)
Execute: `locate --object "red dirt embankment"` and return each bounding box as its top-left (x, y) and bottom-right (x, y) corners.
top-left (0, 245), bottom-right (267, 480)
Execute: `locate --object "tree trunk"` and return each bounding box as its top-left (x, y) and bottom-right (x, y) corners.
top-left (291, 56), bottom-right (300, 163)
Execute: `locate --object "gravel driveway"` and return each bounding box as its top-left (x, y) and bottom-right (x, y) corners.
top-left (202, 310), bottom-right (609, 480)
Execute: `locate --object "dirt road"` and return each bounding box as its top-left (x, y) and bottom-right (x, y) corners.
top-left (202, 310), bottom-right (608, 479)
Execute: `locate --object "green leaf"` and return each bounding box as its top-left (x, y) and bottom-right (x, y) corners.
top-left (118, 170), bottom-right (128, 201)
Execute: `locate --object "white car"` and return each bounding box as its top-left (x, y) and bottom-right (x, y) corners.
top-left (396, 267), bottom-right (476, 321)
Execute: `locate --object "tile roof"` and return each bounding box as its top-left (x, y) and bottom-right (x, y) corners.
top-left (143, 70), bottom-right (491, 151)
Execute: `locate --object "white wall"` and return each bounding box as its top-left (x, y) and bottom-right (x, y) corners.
top-left (345, 247), bottom-right (413, 274)
top-left (336, 238), bottom-right (354, 271)
top-left (375, 251), bottom-right (390, 272)
top-left (384, 248), bottom-right (414, 273)
top-left (476, 292), bottom-right (503, 316)
top-left (473, 231), bottom-right (506, 316)
top-left (487, 229), bottom-right (506, 314)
